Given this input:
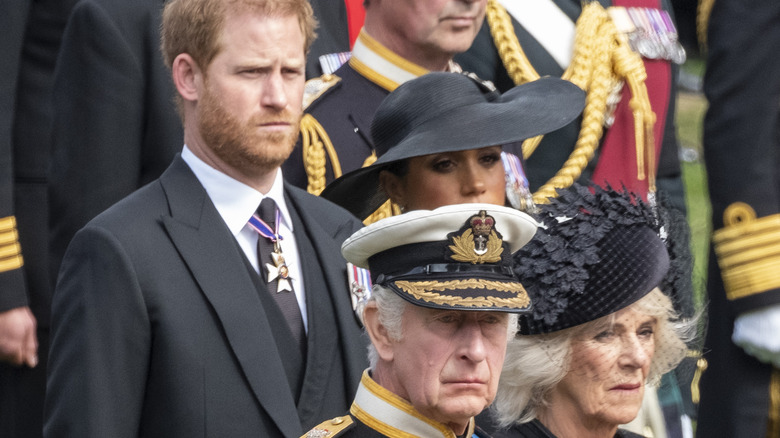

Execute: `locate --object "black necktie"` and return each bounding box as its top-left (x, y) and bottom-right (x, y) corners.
top-left (255, 198), bottom-right (306, 353)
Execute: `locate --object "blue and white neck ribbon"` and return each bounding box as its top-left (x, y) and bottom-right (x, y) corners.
top-left (249, 208), bottom-right (283, 246)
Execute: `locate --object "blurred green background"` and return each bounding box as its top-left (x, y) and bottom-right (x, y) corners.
top-left (676, 57), bottom-right (709, 312)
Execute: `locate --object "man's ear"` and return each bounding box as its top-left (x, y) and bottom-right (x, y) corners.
top-left (379, 170), bottom-right (405, 210)
top-left (171, 53), bottom-right (202, 103)
top-left (363, 302), bottom-right (395, 362)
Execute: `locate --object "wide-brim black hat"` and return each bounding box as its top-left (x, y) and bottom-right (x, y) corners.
top-left (341, 203), bottom-right (539, 313)
top-left (514, 184), bottom-right (671, 334)
top-left (320, 72), bottom-right (586, 220)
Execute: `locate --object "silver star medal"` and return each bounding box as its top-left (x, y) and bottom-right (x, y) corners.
top-left (266, 250), bottom-right (293, 293)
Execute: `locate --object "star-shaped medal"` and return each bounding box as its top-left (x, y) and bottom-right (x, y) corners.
top-left (266, 251), bottom-right (293, 293)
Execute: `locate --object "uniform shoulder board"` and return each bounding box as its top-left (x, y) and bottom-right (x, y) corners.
top-left (300, 415), bottom-right (354, 438)
top-left (303, 74), bottom-right (342, 110)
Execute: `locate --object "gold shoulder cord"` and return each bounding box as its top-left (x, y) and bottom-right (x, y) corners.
top-left (487, 0), bottom-right (656, 204)
top-left (360, 153), bottom-right (404, 225)
top-left (770, 368), bottom-right (780, 437)
top-left (299, 120), bottom-right (399, 224)
top-left (696, 0), bottom-right (715, 50)
top-left (300, 75), bottom-right (343, 195)
top-left (300, 114), bottom-right (342, 196)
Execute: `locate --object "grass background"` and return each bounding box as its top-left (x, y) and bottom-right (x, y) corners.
top-left (676, 57), bottom-right (710, 312)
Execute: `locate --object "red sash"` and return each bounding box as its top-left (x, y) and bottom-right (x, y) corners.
top-left (591, 0), bottom-right (671, 200)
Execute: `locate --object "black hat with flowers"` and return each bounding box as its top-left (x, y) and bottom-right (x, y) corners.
top-left (515, 184), bottom-right (671, 334)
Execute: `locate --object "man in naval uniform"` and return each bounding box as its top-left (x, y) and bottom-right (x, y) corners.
top-left (303, 203), bottom-right (538, 438)
top-left (455, 0), bottom-right (686, 211)
top-left (695, 0), bottom-right (780, 435)
top-left (282, 0), bottom-right (488, 197)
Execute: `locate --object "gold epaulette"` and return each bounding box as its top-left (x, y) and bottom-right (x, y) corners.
top-left (0, 216), bottom-right (24, 273)
top-left (303, 74), bottom-right (341, 110)
top-left (299, 74), bottom-right (345, 195)
top-left (712, 203), bottom-right (780, 301)
top-left (300, 114), bottom-right (342, 195)
top-left (300, 416), bottom-right (353, 438)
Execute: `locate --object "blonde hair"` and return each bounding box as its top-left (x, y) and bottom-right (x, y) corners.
top-left (491, 288), bottom-right (692, 427)
top-left (161, 0), bottom-right (317, 71)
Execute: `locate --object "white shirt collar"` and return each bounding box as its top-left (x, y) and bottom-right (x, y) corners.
top-left (181, 146), bottom-right (293, 236)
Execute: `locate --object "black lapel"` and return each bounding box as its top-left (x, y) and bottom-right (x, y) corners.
top-left (285, 200), bottom-right (340, 422)
top-left (159, 156), bottom-right (302, 437)
top-left (284, 187), bottom-right (367, 395)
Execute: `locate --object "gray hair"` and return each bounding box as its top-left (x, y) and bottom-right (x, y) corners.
top-left (491, 288), bottom-right (693, 427)
top-left (366, 285), bottom-right (407, 369)
top-left (366, 284), bottom-right (520, 370)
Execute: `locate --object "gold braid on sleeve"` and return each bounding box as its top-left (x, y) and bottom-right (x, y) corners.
top-left (487, 0), bottom-right (656, 204)
top-left (0, 216), bottom-right (24, 273)
top-left (300, 114), bottom-right (342, 195)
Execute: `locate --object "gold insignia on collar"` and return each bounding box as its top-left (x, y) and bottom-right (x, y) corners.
top-left (448, 210), bottom-right (503, 264)
top-left (301, 416), bottom-right (353, 438)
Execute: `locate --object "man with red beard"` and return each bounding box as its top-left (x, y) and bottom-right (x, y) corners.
top-left (43, 0), bottom-right (367, 436)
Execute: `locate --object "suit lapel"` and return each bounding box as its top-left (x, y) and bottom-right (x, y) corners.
top-left (158, 157), bottom-right (302, 437)
top-left (285, 187), bottom-right (367, 394)
top-left (285, 201), bottom-right (338, 422)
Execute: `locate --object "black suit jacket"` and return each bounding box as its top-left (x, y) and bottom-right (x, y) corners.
top-left (48, 0), bottom-right (345, 289)
top-left (44, 156), bottom-right (367, 437)
top-left (307, 0), bottom-right (350, 78)
top-left (48, 0), bottom-right (184, 288)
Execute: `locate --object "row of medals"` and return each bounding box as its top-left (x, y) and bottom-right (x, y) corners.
top-left (609, 6), bottom-right (687, 65)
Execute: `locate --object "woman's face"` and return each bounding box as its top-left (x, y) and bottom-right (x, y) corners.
top-left (546, 307), bottom-right (657, 431)
top-left (381, 146), bottom-right (506, 211)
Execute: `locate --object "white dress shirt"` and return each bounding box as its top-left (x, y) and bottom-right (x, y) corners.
top-left (181, 146), bottom-right (308, 332)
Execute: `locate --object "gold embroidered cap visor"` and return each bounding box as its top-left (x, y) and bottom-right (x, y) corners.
top-left (320, 72), bottom-right (585, 220)
top-left (341, 203), bottom-right (539, 313)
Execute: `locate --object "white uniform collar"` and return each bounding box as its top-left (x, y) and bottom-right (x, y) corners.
top-left (349, 30), bottom-right (461, 92)
top-left (350, 370), bottom-right (475, 438)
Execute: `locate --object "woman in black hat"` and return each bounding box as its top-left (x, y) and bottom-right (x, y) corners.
top-left (482, 184), bottom-right (694, 438)
top-left (320, 71), bottom-right (585, 222)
